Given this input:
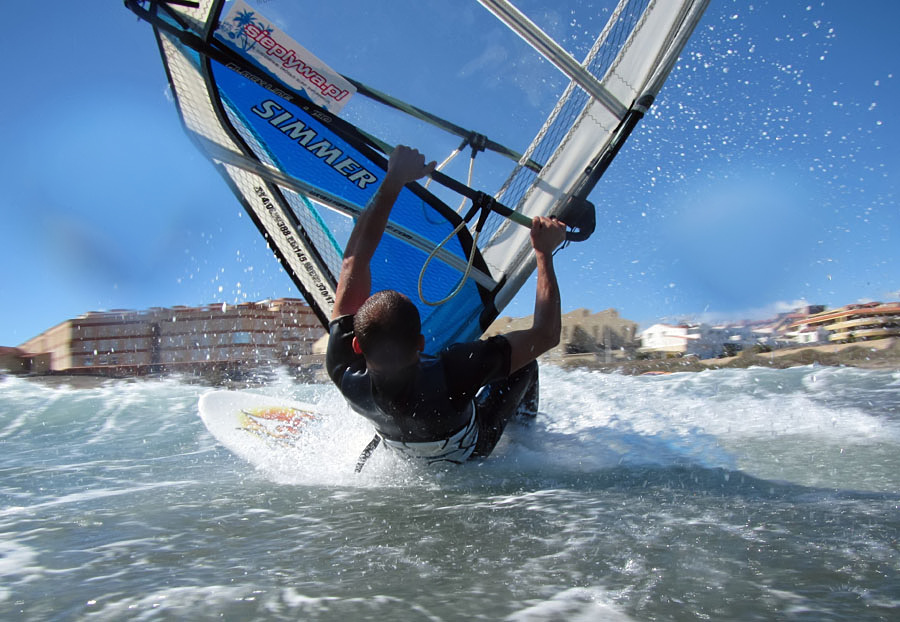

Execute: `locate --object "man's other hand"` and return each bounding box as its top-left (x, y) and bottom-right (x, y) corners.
top-left (531, 216), bottom-right (567, 256)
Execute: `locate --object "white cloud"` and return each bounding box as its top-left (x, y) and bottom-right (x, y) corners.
top-left (457, 44), bottom-right (508, 79)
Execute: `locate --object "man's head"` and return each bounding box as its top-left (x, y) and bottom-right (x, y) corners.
top-left (352, 290), bottom-right (424, 370)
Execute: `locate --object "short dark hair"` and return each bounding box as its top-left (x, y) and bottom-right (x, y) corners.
top-left (353, 290), bottom-right (421, 364)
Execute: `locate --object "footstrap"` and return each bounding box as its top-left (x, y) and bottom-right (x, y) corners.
top-left (354, 434), bottom-right (382, 473)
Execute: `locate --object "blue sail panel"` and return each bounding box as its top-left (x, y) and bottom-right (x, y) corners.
top-left (209, 61), bottom-right (487, 352)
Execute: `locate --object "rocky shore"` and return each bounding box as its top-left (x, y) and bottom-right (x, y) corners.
top-left (555, 337), bottom-right (900, 375)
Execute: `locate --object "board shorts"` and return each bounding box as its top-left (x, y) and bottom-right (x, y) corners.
top-left (353, 360), bottom-right (539, 470)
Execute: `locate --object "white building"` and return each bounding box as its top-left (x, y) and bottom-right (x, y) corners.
top-left (639, 323), bottom-right (753, 359)
top-left (784, 324), bottom-right (830, 345)
top-left (639, 324), bottom-right (693, 356)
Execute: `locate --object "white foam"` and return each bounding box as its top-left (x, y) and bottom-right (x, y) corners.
top-left (0, 538), bottom-right (43, 603)
top-left (82, 585), bottom-right (252, 621)
top-left (0, 481), bottom-right (199, 519)
top-left (4, 365), bottom-right (899, 493)
top-left (506, 586), bottom-right (635, 621)
top-left (184, 365), bottom-right (900, 491)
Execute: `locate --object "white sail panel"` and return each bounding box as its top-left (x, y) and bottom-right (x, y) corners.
top-left (485, 0), bottom-right (709, 310)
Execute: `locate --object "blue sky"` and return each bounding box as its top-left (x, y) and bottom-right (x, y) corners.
top-left (1, 0), bottom-right (897, 346)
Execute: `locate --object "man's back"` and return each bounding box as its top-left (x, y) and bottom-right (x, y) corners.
top-left (326, 314), bottom-right (511, 442)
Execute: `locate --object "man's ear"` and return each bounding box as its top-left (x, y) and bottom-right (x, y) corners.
top-left (351, 336), bottom-right (363, 355)
top-left (417, 334), bottom-right (425, 352)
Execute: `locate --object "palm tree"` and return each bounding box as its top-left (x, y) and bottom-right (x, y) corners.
top-left (230, 9), bottom-right (256, 50)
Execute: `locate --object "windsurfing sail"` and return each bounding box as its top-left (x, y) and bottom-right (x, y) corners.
top-left (126, 0), bottom-right (708, 353)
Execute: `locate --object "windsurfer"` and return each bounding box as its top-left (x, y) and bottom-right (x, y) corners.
top-left (326, 145), bottom-right (566, 466)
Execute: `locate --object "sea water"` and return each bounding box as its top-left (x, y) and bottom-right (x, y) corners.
top-left (1, 364), bottom-right (898, 621)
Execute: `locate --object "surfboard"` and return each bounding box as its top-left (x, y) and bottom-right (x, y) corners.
top-left (198, 390), bottom-right (320, 460)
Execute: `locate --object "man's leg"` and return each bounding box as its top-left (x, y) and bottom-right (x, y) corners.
top-left (470, 361), bottom-right (539, 458)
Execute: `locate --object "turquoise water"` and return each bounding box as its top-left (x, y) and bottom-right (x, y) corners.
top-left (1, 365), bottom-right (898, 621)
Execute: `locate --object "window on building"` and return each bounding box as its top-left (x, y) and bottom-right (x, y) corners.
top-left (233, 332), bottom-right (251, 345)
top-left (163, 335), bottom-right (185, 348)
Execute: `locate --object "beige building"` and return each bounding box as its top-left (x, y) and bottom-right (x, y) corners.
top-left (485, 308), bottom-right (639, 360)
top-left (0, 347), bottom-right (28, 373)
top-left (17, 298), bottom-right (324, 376)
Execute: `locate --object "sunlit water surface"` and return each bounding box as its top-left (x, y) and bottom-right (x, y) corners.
top-left (1, 364), bottom-right (898, 621)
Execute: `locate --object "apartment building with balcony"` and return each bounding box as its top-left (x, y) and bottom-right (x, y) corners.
top-left (791, 301), bottom-right (900, 343)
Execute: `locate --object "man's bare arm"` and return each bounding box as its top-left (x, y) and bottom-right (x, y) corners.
top-left (503, 216), bottom-right (566, 373)
top-left (331, 146), bottom-right (436, 319)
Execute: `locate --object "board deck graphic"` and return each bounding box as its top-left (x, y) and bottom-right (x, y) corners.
top-left (199, 390), bottom-right (320, 460)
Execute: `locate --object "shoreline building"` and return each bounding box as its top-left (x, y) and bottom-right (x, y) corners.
top-left (0, 347), bottom-right (29, 374)
top-left (638, 305), bottom-right (831, 358)
top-left (638, 324), bottom-right (704, 358)
top-left (484, 308), bottom-right (640, 360)
top-left (744, 305), bottom-right (826, 347)
top-left (638, 323), bottom-right (756, 359)
top-left (790, 302), bottom-right (900, 343)
top-left (16, 299), bottom-right (324, 377)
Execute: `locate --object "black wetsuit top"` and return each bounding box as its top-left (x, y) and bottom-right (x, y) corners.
top-left (326, 315), bottom-right (512, 443)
